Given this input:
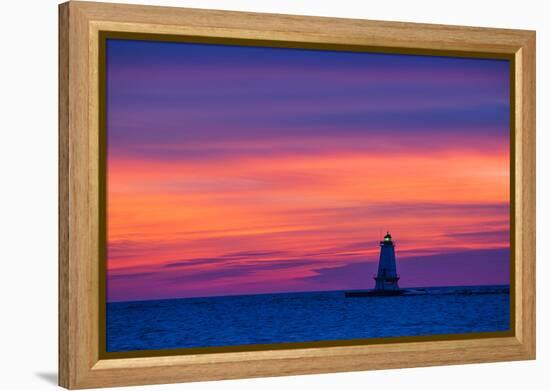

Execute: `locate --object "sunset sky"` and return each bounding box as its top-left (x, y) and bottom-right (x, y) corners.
top-left (106, 39), bottom-right (510, 302)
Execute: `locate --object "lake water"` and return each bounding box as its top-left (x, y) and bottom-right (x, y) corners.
top-left (106, 285), bottom-right (510, 352)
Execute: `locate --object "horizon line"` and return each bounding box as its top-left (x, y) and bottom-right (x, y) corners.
top-left (107, 282), bottom-right (510, 304)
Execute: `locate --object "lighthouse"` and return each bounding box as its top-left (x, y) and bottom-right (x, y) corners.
top-left (374, 232), bottom-right (400, 292)
top-left (345, 231), bottom-right (404, 297)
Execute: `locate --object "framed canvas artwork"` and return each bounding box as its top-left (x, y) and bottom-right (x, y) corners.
top-left (59, 1), bottom-right (535, 389)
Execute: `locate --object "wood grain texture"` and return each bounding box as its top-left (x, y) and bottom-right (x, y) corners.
top-left (58, 3), bottom-right (70, 387)
top-left (517, 34), bottom-right (536, 354)
top-left (58, 1), bottom-right (536, 388)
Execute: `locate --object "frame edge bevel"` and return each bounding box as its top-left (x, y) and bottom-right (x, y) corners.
top-left (59, 1), bottom-right (71, 388)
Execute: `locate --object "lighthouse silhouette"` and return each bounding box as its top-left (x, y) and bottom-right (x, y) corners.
top-left (374, 232), bottom-right (400, 291)
top-left (345, 231), bottom-right (404, 297)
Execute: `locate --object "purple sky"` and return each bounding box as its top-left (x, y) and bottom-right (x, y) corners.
top-left (106, 39), bottom-right (510, 302)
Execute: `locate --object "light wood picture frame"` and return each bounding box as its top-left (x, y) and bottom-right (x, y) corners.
top-left (59, 1), bottom-right (536, 389)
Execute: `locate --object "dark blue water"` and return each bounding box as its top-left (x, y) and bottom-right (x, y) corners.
top-left (106, 285), bottom-right (510, 352)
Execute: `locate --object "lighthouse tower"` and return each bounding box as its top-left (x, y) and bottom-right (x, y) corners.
top-left (374, 232), bottom-right (400, 292)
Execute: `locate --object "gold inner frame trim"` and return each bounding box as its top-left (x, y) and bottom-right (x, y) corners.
top-left (97, 30), bottom-right (516, 360)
